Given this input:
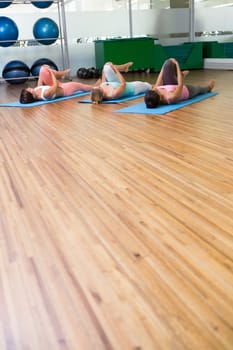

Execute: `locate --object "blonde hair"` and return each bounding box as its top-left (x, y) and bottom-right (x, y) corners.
top-left (90, 87), bottom-right (103, 104)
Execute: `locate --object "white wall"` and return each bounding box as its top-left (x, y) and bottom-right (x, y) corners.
top-left (0, 4), bottom-right (233, 78)
top-left (68, 7), bottom-right (233, 73)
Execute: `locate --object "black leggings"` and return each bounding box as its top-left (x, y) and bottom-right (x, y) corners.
top-left (185, 84), bottom-right (210, 98)
top-left (162, 59), bottom-right (211, 98)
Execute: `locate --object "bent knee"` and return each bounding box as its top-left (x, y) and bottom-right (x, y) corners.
top-left (40, 64), bottom-right (50, 73)
top-left (103, 63), bottom-right (114, 74)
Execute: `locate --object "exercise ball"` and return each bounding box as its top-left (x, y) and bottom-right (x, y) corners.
top-left (2, 60), bottom-right (30, 84)
top-left (31, 58), bottom-right (58, 77)
top-left (31, 0), bottom-right (53, 8)
top-left (0, 1), bottom-right (13, 8)
top-left (0, 16), bottom-right (19, 47)
top-left (33, 17), bottom-right (59, 45)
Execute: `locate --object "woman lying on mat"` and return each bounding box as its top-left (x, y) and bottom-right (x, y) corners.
top-left (90, 61), bottom-right (152, 104)
top-left (19, 65), bottom-right (94, 104)
top-left (144, 58), bottom-right (215, 108)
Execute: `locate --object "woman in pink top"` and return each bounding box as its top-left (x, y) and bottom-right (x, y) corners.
top-left (145, 58), bottom-right (215, 108)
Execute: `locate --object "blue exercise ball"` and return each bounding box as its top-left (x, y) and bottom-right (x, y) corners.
top-left (0, 1), bottom-right (13, 8)
top-left (33, 17), bottom-right (59, 45)
top-left (31, 0), bottom-right (53, 8)
top-left (2, 60), bottom-right (30, 84)
top-left (0, 16), bottom-right (19, 47)
top-left (31, 58), bottom-right (58, 77)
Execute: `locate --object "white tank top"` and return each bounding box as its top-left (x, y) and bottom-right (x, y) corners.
top-left (35, 85), bottom-right (56, 100)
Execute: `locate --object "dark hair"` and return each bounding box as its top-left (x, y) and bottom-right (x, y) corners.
top-left (19, 88), bottom-right (36, 104)
top-left (144, 90), bottom-right (160, 108)
top-left (90, 87), bottom-right (104, 104)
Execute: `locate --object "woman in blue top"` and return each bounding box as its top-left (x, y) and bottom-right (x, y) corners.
top-left (91, 62), bottom-right (152, 104)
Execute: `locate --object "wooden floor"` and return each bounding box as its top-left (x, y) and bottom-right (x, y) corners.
top-left (0, 69), bottom-right (233, 350)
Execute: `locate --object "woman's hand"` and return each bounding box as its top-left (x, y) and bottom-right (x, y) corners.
top-left (170, 58), bottom-right (178, 65)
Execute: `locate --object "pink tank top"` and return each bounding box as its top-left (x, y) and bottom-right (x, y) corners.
top-left (157, 85), bottom-right (189, 104)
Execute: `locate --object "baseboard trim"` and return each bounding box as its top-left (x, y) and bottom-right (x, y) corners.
top-left (204, 58), bottom-right (233, 70)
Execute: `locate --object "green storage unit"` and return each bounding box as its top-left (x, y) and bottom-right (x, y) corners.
top-left (202, 41), bottom-right (222, 58)
top-left (202, 41), bottom-right (233, 58)
top-left (153, 42), bottom-right (204, 72)
top-left (94, 37), bottom-right (155, 70)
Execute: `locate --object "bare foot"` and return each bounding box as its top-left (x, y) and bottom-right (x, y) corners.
top-left (182, 70), bottom-right (189, 78)
top-left (208, 79), bottom-right (215, 91)
top-left (61, 68), bottom-right (71, 79)
top-left (125, 62), bottom-right (134, 72)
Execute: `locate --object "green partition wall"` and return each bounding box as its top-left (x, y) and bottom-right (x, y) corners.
top-left (95, 38), bottom-right (204, 73)
top-left (202, 41), bottom-right (233, 58)
top-left (153, 42), bottom-right (204, 72)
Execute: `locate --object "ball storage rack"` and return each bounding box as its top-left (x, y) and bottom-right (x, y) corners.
top-left (0, 0), bottom-right (70, 83)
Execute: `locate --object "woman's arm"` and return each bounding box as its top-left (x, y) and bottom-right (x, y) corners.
top-left (37, 64), bottom-right (50, 86)
top-left (109, 65), bottom-right (126, 99)
top-left (43, 69), bottom-right (59, 99)
top-left (153, 65), bottom-right (164, 88)
top-left (167, 58), bottom-right (183, 102)
top-left (101, 64), bottom-right (108, 83)
top-left (102, 64), bottom-right (126, 99)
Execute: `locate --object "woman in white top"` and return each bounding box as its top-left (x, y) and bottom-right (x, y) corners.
top-left (19, 64), bottom-right (94, 104)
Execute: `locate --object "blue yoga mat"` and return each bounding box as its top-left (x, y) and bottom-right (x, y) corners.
top-left (114, 92), bottom-right (218, 115)
top-left (0, 91), bottom-right (90, 108)
top-left (78, 92), bottom-right (145, 104)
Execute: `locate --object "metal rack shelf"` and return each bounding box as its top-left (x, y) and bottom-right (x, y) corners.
top-left (0, 0), bottom-right (69, 83)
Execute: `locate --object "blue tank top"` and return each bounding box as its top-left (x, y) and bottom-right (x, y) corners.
top-left (102, 82), bottom-right (136, 97)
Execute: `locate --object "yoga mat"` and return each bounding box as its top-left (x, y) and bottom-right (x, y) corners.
top-left (0, 91), bottom-right (90, 108)
top-left (114, 92), bottom-right (218, 115)
top-left (78, 92), bottom-right (145, 104)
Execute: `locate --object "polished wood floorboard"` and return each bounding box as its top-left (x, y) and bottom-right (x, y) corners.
top-left (0, 69), bottom-right (233, 350)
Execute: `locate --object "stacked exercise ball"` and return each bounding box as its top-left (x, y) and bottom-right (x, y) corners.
top-left (0, 2), bottom-right (60, 84)
top-left (0, 16), bottom-right (19, 47)
top-left (31, 58), bottom-right (58, 77)
top-left (33, 17), bottom-right (59, 45)
top-left (2, 60), bottom-right (30, 84)
top-left (31, 0), bottom-right (53, 9)
top-left (0, 1), bottom-right (13, 8)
